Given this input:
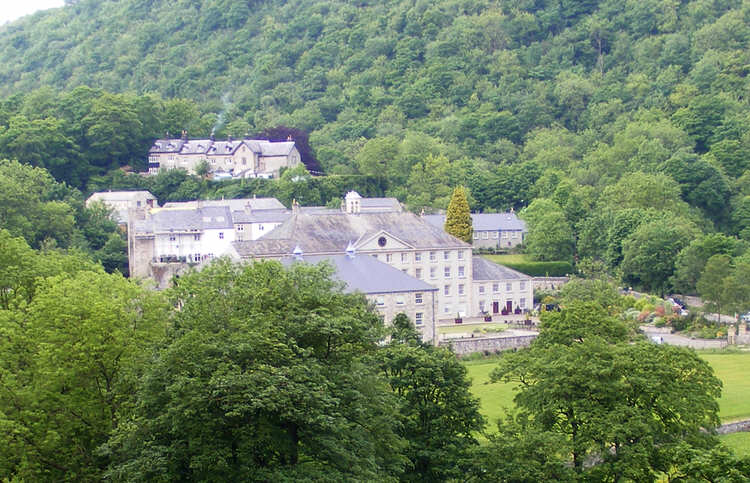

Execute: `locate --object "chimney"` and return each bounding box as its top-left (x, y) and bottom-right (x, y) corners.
top-left (210, 129), bottom-right (215, 141)
top-left (181, 130), bottom-right (188, 141)
top-left (287, 134), bottom-right (293, 141)
top-left (292, 198), bottom-right (299, 215)
top-left (344, 191), bottom-right (362, 214)
top-left (228, 134), bottom-right (233, 143)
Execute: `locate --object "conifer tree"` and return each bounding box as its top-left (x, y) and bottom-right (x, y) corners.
top-left (445, 186), bottom-right (473, 243)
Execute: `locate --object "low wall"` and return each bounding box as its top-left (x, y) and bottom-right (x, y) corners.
top-left (717, 419), bottom-right (750, 435)
top-left (441, 334), bottom-right (537, 356)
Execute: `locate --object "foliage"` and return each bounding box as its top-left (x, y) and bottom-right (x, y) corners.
top-left (0, 270), bottom-right (168, 481)
top-left (444, 186), bottom-right (473, 243)
top-left (491, 303), bottom-right (723, 480)
top-left (378, 316), bottom-right (484, 481)
top-left (105, 260), bottom-right (407, 481)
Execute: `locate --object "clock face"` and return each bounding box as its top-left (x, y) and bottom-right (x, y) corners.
top-left (378, 236), bottom-right (387, 247)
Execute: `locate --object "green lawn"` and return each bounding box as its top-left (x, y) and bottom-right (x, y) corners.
top-left (465, 351), bottom-right (750, 431)
top-left (482, 254), bottom-right (529, 265)
top-left (438, 324), bottom-right (506, 335)
top-left (720, 432), bottom-right (750, 456)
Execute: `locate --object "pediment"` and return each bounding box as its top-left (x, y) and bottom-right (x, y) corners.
top-left (354, 230), bottom-right (414, 251)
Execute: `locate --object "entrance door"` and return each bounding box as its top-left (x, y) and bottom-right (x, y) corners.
top-left (506, 300), bottom-right (513, 312)
top-left (492, 301), bottom-right (499, 314)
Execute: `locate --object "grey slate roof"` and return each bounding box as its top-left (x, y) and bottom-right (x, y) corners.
top-left (283, 254), bottom-right (437, 294)
top-left (86, 190), bottom-right (157, 203)
top-left (149, 138), bottom-right (295, 156)
top-left (423, 213), bottom-right (526, 232)
top-left (472, 257), bottom-right (531, 281)
top-left (360, 197), bottom-right (402, 212)
top-left (231, 209), bottom-right (291, 224)
top-left (162, 198), bottom-right (286, 211)
top-left (134, 206), bottom-right (233, 233)
top-left (233, 211), bottom-right (470, 258)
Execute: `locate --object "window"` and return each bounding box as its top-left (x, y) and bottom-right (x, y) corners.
top-left (444, 251), bottom-right (450, 260)
top-left (415, 268), bottom-right (422, 279)
top-left (512, 231), bottom-right (519, 238)
top-left (506, 282), bottom-right (512, 291)
top-left (236, 225), bottom-right (244, 231)
top-left (458, 266), bottom-right (465, 278)
top-left (444, 305), bottom-right (451, 314)
top-left (376, 296), bottom-right (385, 306)
top-left (194, 253), bottom-right (201, 261)
top-left (430, 267), bottom-right (437, 279)
top-left (169, 235), bottom-right (176, 241)
top-left (520, 281), bottom-right (526, 290)
top-left (457, 250), bottom-right (464, 260)
top-left (444, 267), bottom-right (451, 278)
top-left (219, 232), bottom-right (224, 239)
top-left (520, 298), bottom-right (526, 308)
top-left (493, 231), bottom-right (499, 239)
top-left (429, 251), bottom-right (436, 261)
top-left (444, 285), bottom-right (450, 296)
top-left (401, 253), bottom-right (408, 263)
top-left (482, 232), bottom-right (489, 239)
top-left (415, 293), bottom-right (423, 304)
top-left (479, 300), bottom-right (485, 312)
top-left (386, 254), bottom-right (392, 263)
top-left (136, 200), bottom-right (142, 207)
top-left (415, 252), bottom-right (422, 262)
top-left (415, 312), bottom-right (423, 325)
top-left (396, 295), bottom-right (405, 305)
top-left (402, 269), bottom-right (408, 274)
top-left (473, 232), bottom-right (480, 240)
top-left (502, 231), bottom-right (509, 239)
top-left (493, 283), bottom-right (499, 292)
top-left (372, 254), bottom-right (379, 260)
top-left (458, 284), bottom-right (465, 295)
top-left (479, 285), bottom-right (485, 294)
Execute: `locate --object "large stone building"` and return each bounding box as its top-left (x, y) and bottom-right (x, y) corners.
top-left (232, 192), bottom-right (533, 325)
top-left (424, 212), bottom-right (527, 249)
top-left (127, 192), bottom-right (533, 341)
top-left (147, 133), bottom-right (302, 179)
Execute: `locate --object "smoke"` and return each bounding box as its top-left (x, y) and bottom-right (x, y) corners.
top-left (212, 91), bottom-right (233, 134)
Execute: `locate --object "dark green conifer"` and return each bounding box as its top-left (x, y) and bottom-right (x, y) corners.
top-left (444, 186), bottom-right (473, 243)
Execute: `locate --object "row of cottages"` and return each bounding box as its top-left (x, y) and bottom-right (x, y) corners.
top-left (125, 191), bottom-right (533, 343)
top-left (423, 212), bottom-right (527, 249)
top-left (147, 133), bottom-right (302, 179)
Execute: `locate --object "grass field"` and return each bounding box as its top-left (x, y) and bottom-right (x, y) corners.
top-left (464, 351), bottom-right (750, 430)
top-left (438, 324), bottom-right (506, 335)
top-left (482, 254), bottom-right (529, 265)
top-left (720, 432), bottom-right (750, 456)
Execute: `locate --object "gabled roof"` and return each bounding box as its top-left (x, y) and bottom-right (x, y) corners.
top-left (149, 139), bottom-right (185, 153)
top-left (283, 254), bottom-right (437, 294)
top-left (472, 257), bottom-right (531, 281)
top-left (134, 206), bottom-right (233, 233)
top-left (232, 211), bottom-right (469, 258)
top-left (423, 213), bottom-right (527, 232)
top-left (149, 138), bottom-right (295, 157)
top-left (231, 209), bottom-right (291, 224)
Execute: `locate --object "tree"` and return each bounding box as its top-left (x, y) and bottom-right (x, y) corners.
top-left (378, 315), bottom-right (484, 481)
top-left (105, 260), bottom-right (407, 481)
top-left (697, 254), bottom-right (733, 322)
top-left (520, 199), bottom-right (575, 262)
top-left (444, 186), bottom-right (473, 243)
top-left (491, 304), bottom-right (722, 481)
top-left (0, 271), bottom-right (167, 481)
top-left (621, 218), bottom-right (697, 295)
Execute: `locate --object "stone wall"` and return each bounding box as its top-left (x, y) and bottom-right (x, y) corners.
top-left (717, 419), bottom-right (750, 435)
top-left (441, 334), bottom-right (537, 356)
top-left (532, 277), bottom-right (569, 291)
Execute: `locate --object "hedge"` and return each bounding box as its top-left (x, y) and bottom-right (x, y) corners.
top-left (496, 261), bottom-right (573, 277)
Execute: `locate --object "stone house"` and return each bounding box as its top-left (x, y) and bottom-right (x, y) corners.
top-left (147, 133), bottom-right (301, 179)
top-left (424, 212), bottom-right (527, 249)
top-left (471, 257), bottom-right (533, 316)
top-left (85, 190), bottom-right (157, 224)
